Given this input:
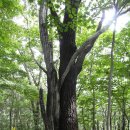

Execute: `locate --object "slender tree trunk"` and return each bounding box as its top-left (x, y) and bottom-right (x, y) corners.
top-left (121, 88), bottom-right (126, 130)
top-left (39, 88), bottom-right (49, 130)
top-left (97, 120), bottom-right (99, 130)
top-left (113, 112), bottom-right (116, 130)
top-left (102, 109), bottom-right (106, 130)
top-left (89, 58), bottom-right (96, 130)
top-left (10, 98), bottom-right (14, 130)
top-left (9, 108), bottom-right (12, 130)
top-left (102, 120), bottom-right (105, 130)
top-left (12, 109), bottom-right (16, 130)
top-left (107, 19), bottom-right (116, 130)
top-left (128, 119), bottom-right (129, 130)
top-left (82, 108), bottom-right (86, 130)
top-left (31, 101), bottom-right (40, 130)
top-left (19, 110), bottom-right (23, 130)
top-left (117, 113), bottom-right (121, 130)
top-left (122, 112), bottom-right (125, 130)
top-left (27, 121), bottom-right (30, 130)
top-left (15, 108), bottom-right (19, 130)
top-left (92, 88), bottom-right (96, 130)
top-left (39, 2), bottom-right (59, 130)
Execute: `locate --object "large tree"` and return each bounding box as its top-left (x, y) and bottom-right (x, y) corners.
top-left (33, 0), bottom-right (130, 130)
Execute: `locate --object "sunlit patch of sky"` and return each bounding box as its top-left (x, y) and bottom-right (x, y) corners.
top-left (103, 8), bottom-right (130, 32)
top-left (20, 0), bottom-right (24, 5)
top-left (13, 16), bottom-right (25, 26)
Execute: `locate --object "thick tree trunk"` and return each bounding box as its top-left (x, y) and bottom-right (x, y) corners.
top-left (59, 68), bottom-right (78, 130)
top-left (58, 1), bottom-right (81, 129)
top-left (59, 30), bottom-right (78, 130)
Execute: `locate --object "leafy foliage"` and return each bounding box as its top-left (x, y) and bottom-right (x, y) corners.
top-left (0, 0), bottom-right (130, 130)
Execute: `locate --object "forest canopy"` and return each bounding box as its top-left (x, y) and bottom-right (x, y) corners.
top-left (0, 0), bottom-right (130, 130)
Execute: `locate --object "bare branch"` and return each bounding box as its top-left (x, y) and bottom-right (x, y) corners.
top-left (118, 0), bottom-right (127, 13)
top-left (18, 50), bottom-right (34, 85)
top-left (96, 11), bottom-right (105, 31)
top-left (29, 68), bottom-right (37, 85)
top-left (29, 46), bottom-right (47, 74)
top-left (119, 7), bottom-right (130, 16)
top-left (37, 67), bottom-right (42, 86)
top-left (74, 11), bottom-right (105, 74)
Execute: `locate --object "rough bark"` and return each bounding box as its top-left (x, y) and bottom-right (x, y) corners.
top-left (59, 27), bottom-right (78, 130)
top-left (39, 1), bottom-right (59, 130)
top-left (58, 1), bottom-right (81, 130)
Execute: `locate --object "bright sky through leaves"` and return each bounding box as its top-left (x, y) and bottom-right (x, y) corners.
top-left (103, 9), bottom-right (130, 32)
